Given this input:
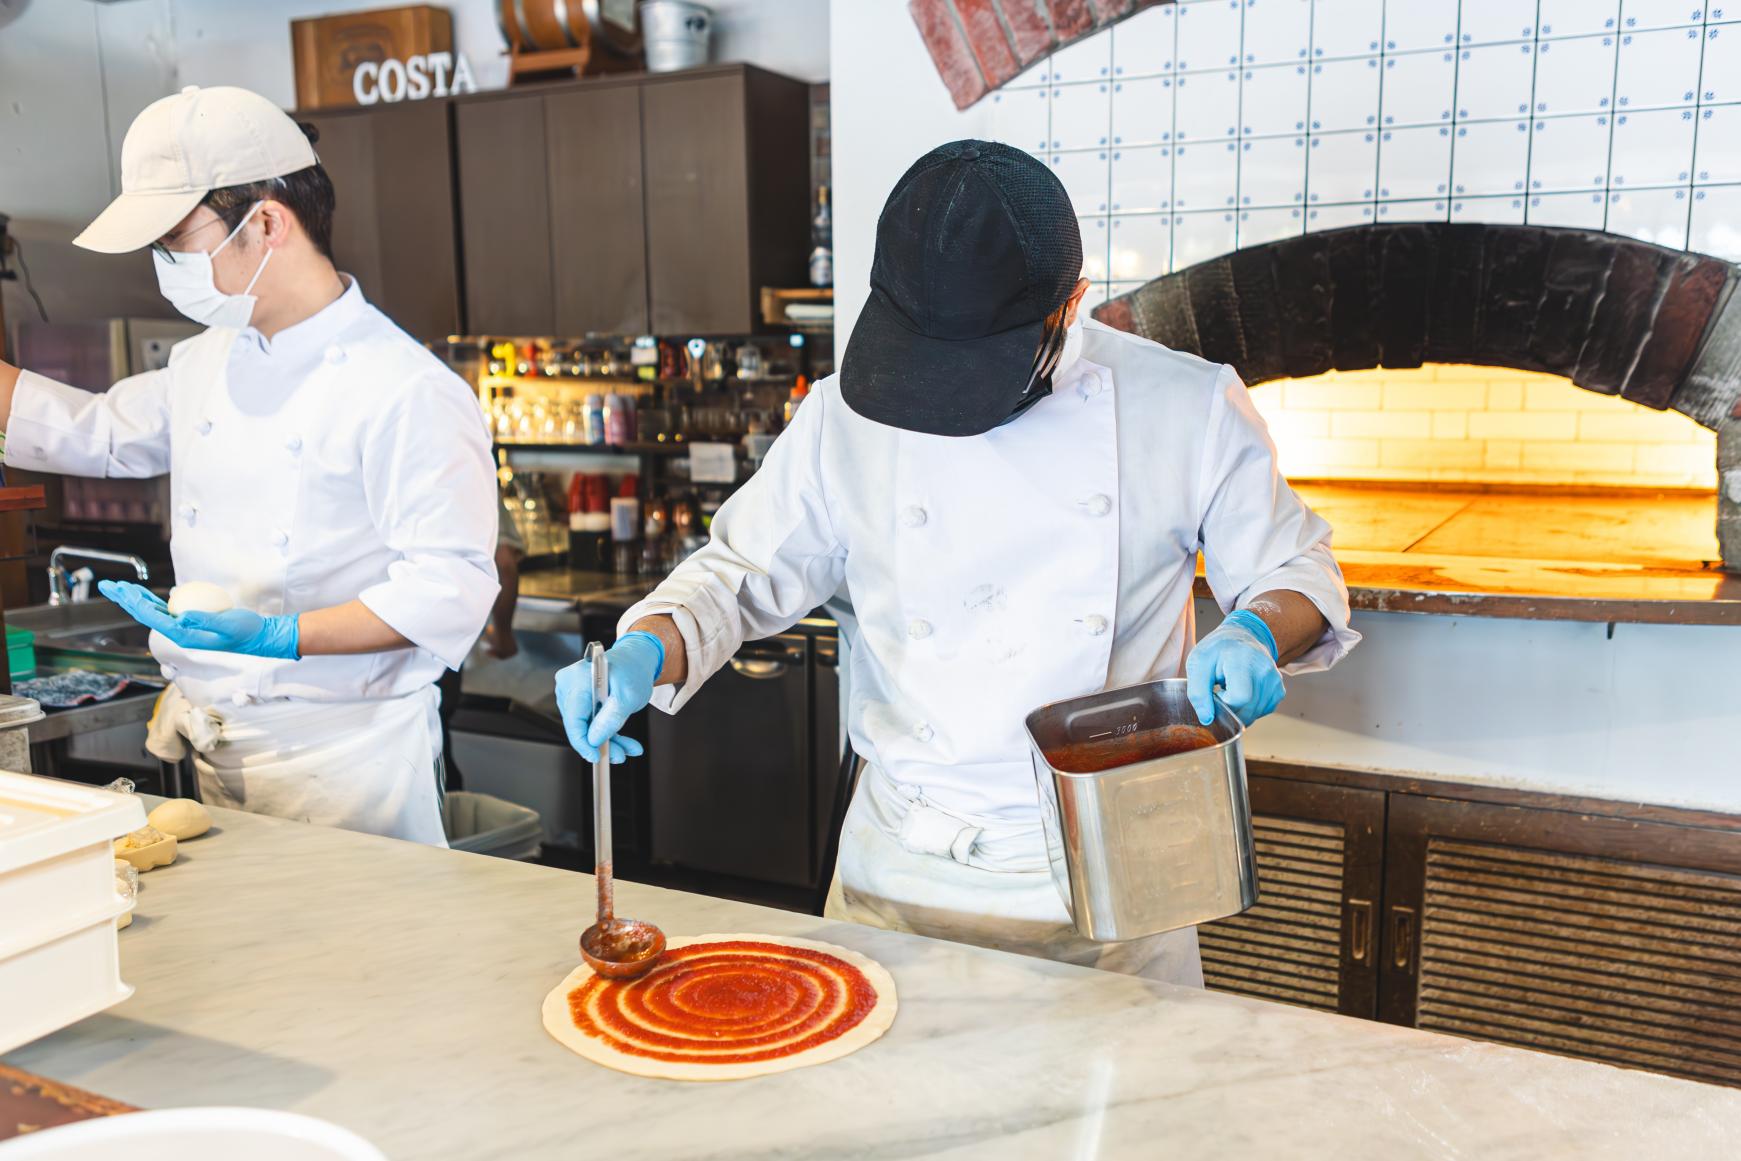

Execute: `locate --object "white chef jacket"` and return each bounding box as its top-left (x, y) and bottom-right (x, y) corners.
top-left (5, 278), bottom-right (499, 708)
top-left (622, 319), bottom-right (1359, 826)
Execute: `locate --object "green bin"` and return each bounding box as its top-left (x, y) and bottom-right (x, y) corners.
top-left (7, 627), bottom-right (35, 682)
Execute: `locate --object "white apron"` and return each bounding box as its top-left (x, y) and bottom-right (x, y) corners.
top-left (825, 763), bottom-right (1202, 982)
top-left (148, 683), bottom-right (448, 846)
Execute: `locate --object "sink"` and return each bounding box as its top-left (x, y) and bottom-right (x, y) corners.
top-left (8, 600), bottom-right (148, 639)
top-left (9, 601), bottom-right (161, 676)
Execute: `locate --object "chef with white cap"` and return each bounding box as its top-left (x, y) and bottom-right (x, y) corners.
top-left (557, 141), bottom-right (1360, 984)
top-left (0, 86), bottom-right (498, 844)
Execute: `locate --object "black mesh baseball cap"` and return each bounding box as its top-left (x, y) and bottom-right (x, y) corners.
top-left (840, 140), bottom-right (1083, 437)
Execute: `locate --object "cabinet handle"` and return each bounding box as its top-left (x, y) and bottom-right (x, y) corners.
top-left (1390, 905), bottom-right (1417, 974)
top-left (728, 657), bottom-right (789, 679)
top-left (1347, 898), bottom-right (1373, 965)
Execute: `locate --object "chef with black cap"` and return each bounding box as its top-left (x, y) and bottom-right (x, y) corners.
top-left (557, 141), bottom-right (1360, 984)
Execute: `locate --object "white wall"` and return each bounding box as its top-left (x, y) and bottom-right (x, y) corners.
top-left (1200, 600), bottom-right (1741, 814)
top-left (0, 0), bottom-right (179, 333)
top-left (0, 0), bottom-right (827, 343)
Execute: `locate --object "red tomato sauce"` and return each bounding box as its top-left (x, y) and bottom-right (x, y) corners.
top-left (567, 940), bottom-right (880, 1064)
top-left (1043, 723), bottom-right (1221, 773)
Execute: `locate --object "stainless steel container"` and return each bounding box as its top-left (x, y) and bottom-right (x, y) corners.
top-left (1024, 678), bottom-right (1259, 942)
top-left (642, 1), bottom-right (712, 72)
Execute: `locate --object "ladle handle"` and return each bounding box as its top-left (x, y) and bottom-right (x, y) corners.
top-left (590, 641), bottom-right (613, 924)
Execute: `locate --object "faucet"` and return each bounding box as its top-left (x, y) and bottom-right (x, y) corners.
top-left (48, 547), bottom-right (150, 606)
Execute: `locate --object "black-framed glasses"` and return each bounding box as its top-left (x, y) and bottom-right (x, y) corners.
top-left (151, 215), bottom-right (227, 263)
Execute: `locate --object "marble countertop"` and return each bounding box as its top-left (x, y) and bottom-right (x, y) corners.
top-left (13, 806), bottom-right (1741, 1160)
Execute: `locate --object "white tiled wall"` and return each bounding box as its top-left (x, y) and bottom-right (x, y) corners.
top-left (998, 0), bottom-right (1741, 312)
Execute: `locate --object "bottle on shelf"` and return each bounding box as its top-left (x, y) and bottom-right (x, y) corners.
top-left (609, 489), bottom-right (641, 576)
top-left (784, 376), bottom-right (810, 427)
top-left (809, 185), bottom-right (833, 288)
top-left (603, 392), bottom-right (635, 446)
top-left (568, 472), bottom-right (612, 570)
top-left (583, 394), bottom-right (606, 446)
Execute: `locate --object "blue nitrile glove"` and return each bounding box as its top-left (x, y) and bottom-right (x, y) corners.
top-left (555, 630), bottom-right (664, 765)
top-left (1185, 608), bottom-right (1284, 726)
top-left (99, 580), bottom-right (300, 660)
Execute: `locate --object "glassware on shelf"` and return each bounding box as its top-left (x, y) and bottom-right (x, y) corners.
top-left (735, 343), bottom-right (763, 380)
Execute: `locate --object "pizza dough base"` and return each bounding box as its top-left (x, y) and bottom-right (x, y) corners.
top-left (541, 933), bottom-right (898, 1082)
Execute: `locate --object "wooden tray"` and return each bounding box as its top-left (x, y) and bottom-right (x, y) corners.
top-left (0, 1063), bottom-right (137, 1141)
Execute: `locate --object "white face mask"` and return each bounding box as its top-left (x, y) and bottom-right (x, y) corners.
top-left (152, 203), bottom-right (273, 328)
top-left (1052, 319), bottom-right (1085, 384)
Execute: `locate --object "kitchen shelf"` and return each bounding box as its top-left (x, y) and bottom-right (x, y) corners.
top-left (761, 286), bottom-right (834, 330)
top-left (494, 440), bottom-right (751, 457)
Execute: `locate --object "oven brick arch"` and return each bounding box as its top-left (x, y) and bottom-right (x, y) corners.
top-left (1088, 223), bottom-right (1741, 569)
top-left (910, 0), bottom-right (1173, 109)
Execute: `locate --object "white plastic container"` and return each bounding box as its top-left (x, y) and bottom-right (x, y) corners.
top-left (0, 770), bottom-right (146, 1055)
top-left (0, 1107), bottom-right (389, 1161)
top-left (642, 0), bottom-right (712, 72)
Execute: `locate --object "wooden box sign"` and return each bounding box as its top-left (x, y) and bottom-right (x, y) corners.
top-left (291, 4), bottom-right (472, 111)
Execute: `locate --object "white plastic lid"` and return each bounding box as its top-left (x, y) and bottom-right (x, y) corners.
top-left (0, 770), bottom-right (147, 875)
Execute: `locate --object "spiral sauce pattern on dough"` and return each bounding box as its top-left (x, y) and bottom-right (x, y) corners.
top-left (567, 940), bottom-right (880, 1064)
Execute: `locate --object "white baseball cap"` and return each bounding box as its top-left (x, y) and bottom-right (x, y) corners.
top-left (74, 85), bottom-right (319, 254)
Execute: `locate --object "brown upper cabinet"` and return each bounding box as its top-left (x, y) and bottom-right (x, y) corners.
top-left (298, 101), bottom-right (465, 341)
top-left (546, 82), bottom-right (649, 337)
top-left (453, 64), bottom-right (810, 338)
top-left (454, 93), bottom-right (556, 337)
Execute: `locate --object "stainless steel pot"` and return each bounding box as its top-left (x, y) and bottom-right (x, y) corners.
top-left (1024, 678), bottom-right (1259, 942)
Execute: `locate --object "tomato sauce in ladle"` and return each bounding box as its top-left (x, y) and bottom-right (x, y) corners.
top-left (578, 642), bottom-right (666, 980)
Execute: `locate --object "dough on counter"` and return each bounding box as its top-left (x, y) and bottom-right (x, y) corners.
top-left (167, 581), bottom-right (234, 617)
top-left (114, 825), bottom-right (177, 871)
top-left (542, 934), bottom-right (897, 1081)
top-left (148, 798), bottom-right (211, 840)
top-left (114, 858), bottom-right (137, 929)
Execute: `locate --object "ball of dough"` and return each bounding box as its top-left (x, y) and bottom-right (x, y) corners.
top-left (167, 581), bottom-right (234, 617)
top-left (148, 798), bottom-right (211, 840)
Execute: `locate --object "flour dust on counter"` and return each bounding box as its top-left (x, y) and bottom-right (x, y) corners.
top-left (542, 934), bottom-right (897, 1081)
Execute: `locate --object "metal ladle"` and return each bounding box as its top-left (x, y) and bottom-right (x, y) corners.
top-left (578, 642), bottom-right (667, 979)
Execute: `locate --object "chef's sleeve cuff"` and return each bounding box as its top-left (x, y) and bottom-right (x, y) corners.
top-left (1231, 553), bottom-right (1361, 676)
top-left (5, 371), bottom-right (112, 475)
top-left (359, 552), bottom-right (499, 670)
top-left (618, 584), bottom-right (743, 715)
